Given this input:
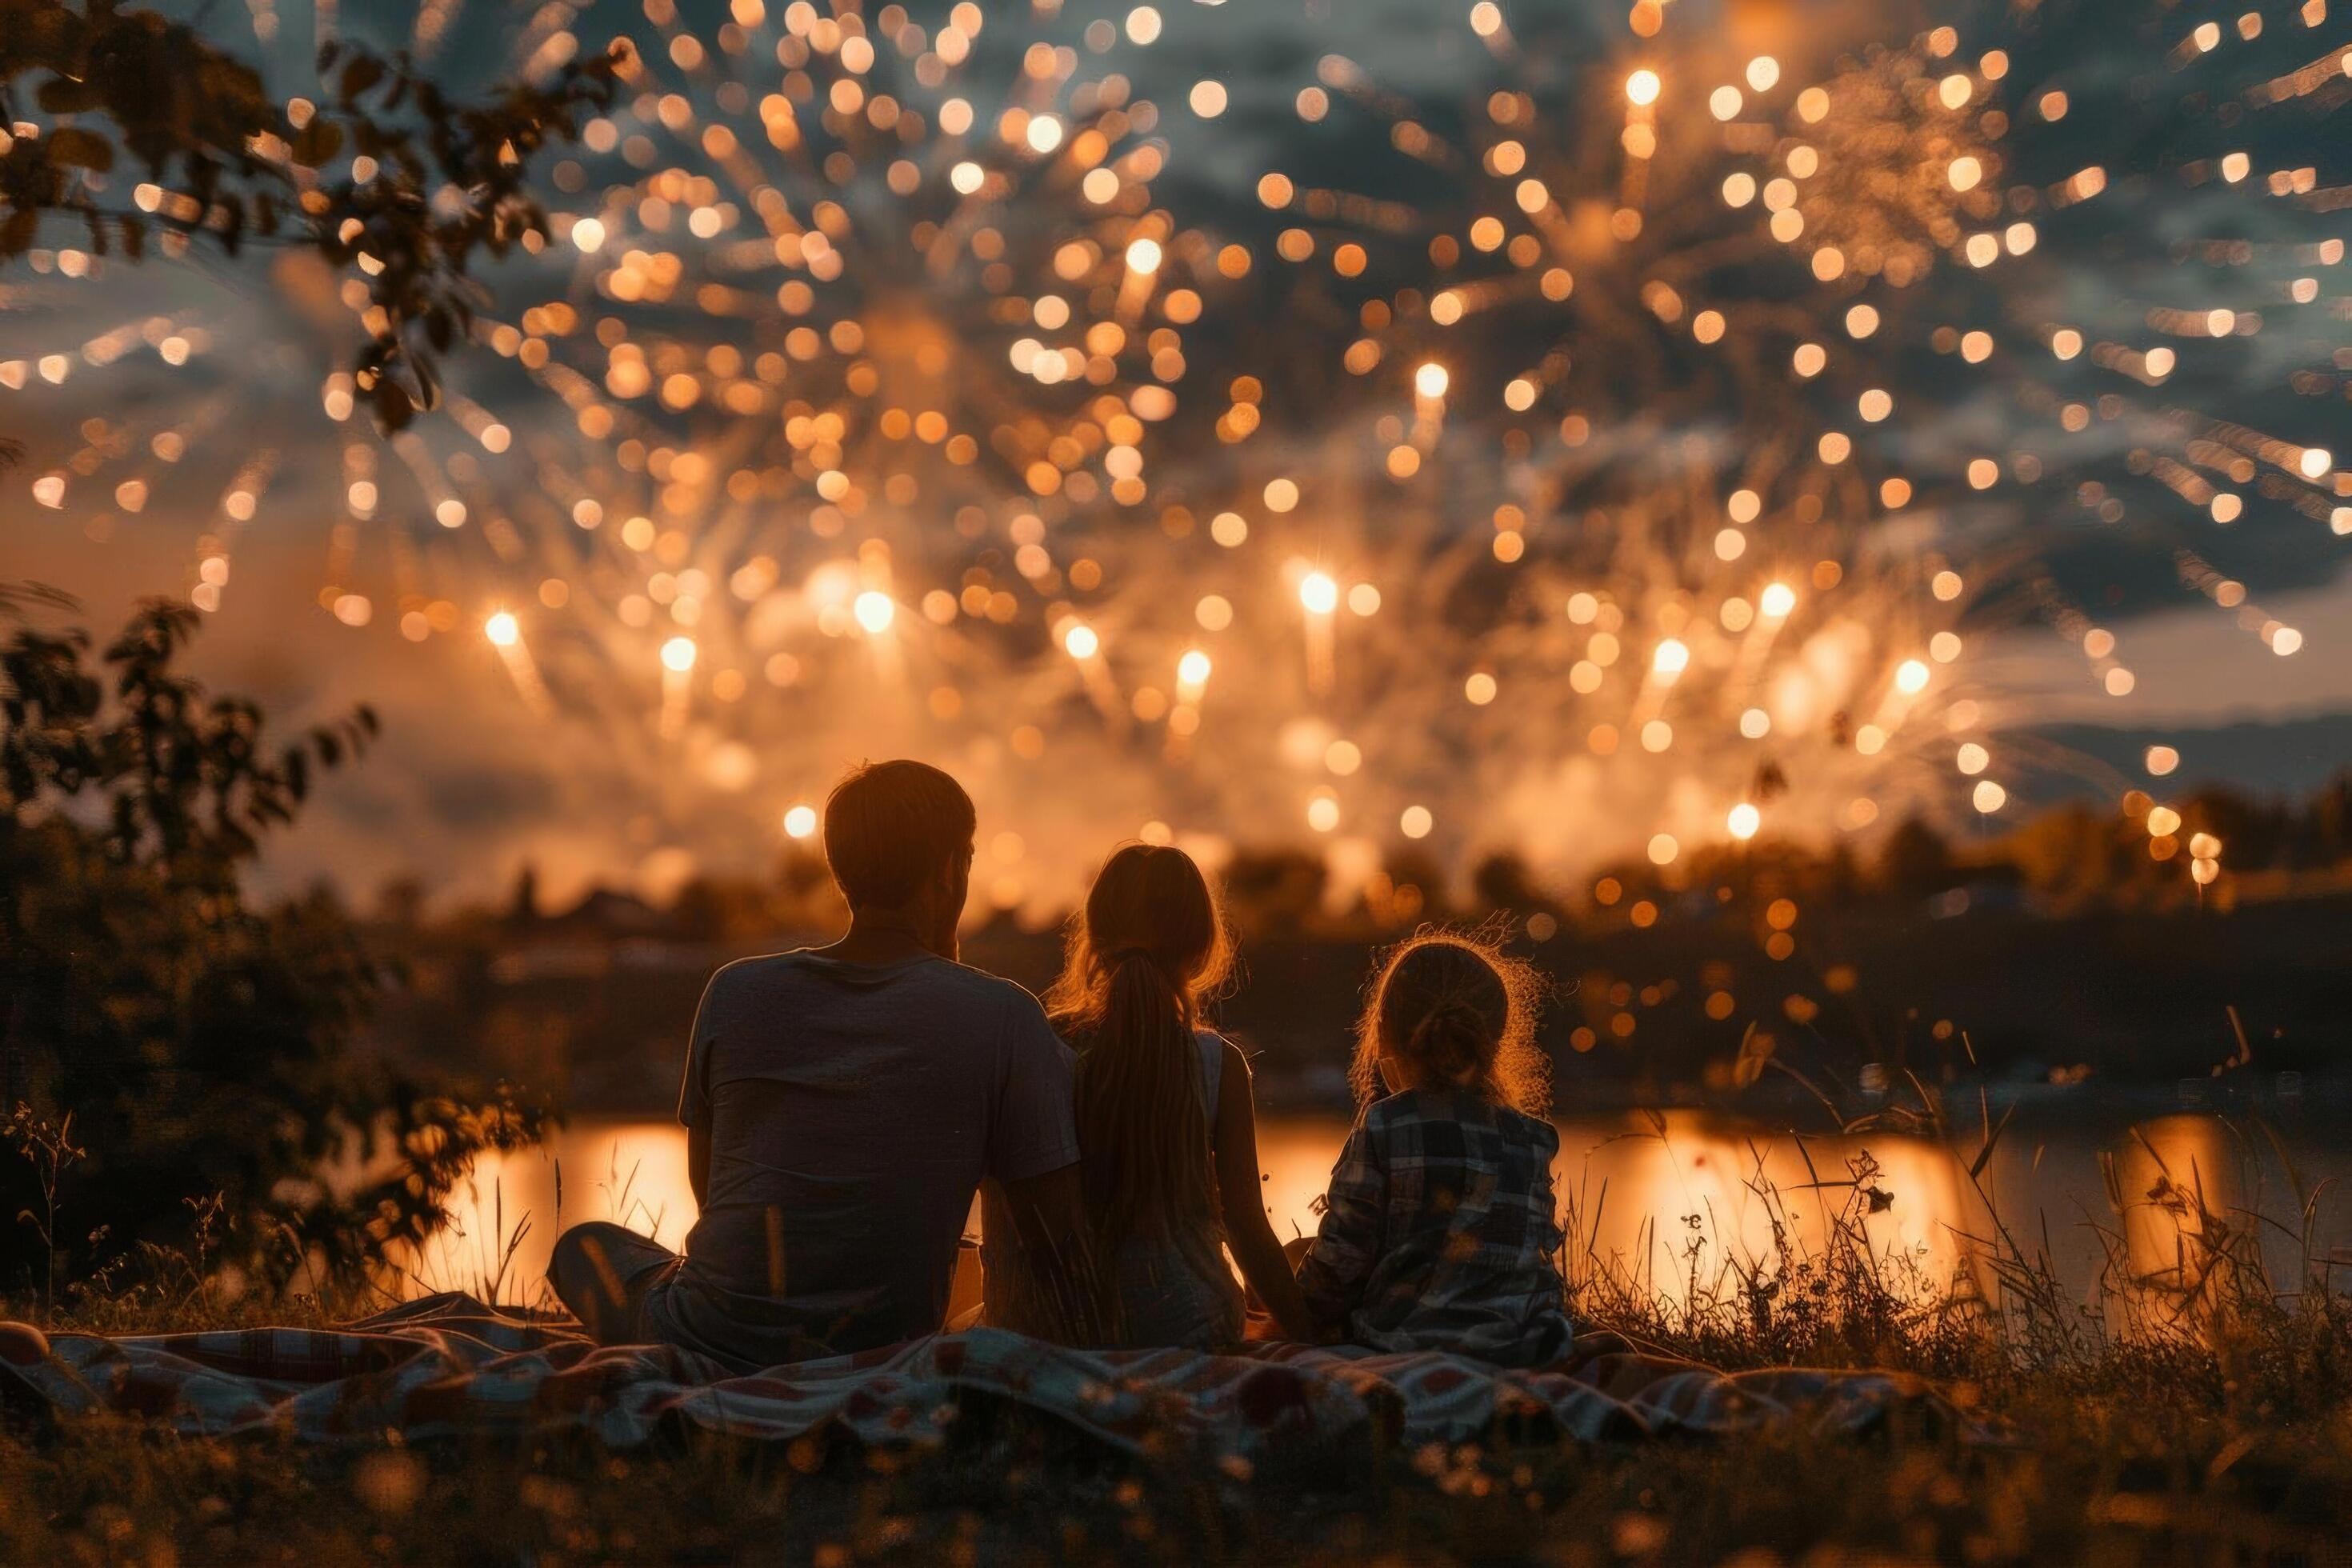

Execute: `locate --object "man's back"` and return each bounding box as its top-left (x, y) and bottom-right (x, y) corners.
top-left (658, 950), bottom-right (1076, 1368)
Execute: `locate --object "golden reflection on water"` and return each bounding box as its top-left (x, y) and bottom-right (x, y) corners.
top-left (2104, 1114), bottom-right (2250, 1296)
top-left (403, 1106), bottom-right (2346, 1319)
top-left (412, 1112), bottom-right (2023, 1310)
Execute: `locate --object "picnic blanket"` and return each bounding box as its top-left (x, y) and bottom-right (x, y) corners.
top-left (1, 1294), bottom-right (1980, 1458)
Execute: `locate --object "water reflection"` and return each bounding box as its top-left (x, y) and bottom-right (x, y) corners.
top-left (406, 1110), bottom-right (2345, 1316)
top-left (2098, 1114), bottom-right (2326, 1303)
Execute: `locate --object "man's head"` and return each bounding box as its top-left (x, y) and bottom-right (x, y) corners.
top-left (822, 759), bottom-right (976, 956)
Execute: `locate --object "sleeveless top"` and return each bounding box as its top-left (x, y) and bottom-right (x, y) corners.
top-left (1100, 1031), bottom-right (1245, 1350)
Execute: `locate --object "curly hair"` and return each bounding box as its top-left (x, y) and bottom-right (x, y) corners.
top-left (1350, 928), bottom-right (1550, 1117)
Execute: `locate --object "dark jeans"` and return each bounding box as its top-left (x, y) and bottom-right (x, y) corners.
top-left (547, 1221), bottom-right (682, 1344)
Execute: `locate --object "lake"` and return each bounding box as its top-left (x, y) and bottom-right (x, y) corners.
top-left (403, 1094), bottom-right (2352, 1319)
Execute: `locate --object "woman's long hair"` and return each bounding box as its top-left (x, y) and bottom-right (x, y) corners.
top-left (1046, 844), bottom-right (1234, 1271)
top-left (1351, 930), bottom-right (1550, 1116)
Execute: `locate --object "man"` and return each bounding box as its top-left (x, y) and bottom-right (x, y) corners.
top-left (550, 760), bottom-right (1090, 1369)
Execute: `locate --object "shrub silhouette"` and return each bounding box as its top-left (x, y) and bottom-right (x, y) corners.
top-left (1, 587), bottom-right (544, 1304)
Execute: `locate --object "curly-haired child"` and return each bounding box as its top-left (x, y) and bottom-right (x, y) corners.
top-left (1292, 932), bottom-right (1570, 1367)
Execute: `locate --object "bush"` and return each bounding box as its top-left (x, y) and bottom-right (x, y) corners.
top-left (0, 587), bottom-right (545, 1310)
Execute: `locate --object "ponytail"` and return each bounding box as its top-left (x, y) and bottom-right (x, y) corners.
top-left (1074, 950), bottom-right (1222, 1262)
top-left (1046, 843), bottom-right (1234, 1302)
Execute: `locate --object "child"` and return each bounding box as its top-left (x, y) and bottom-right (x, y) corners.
top-left (1293, 932), bottom-right (1570, 1366)
top-left (996, 843), bottom-right (1316, 1348)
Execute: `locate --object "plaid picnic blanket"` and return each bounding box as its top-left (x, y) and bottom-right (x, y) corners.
top-left (0, 1294), bottom-right (1978, 1457)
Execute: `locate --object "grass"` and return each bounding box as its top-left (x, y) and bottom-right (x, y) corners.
top-left (6, 1362), bottom-right (2348, 1564)
top-left (7, 1093), bottom-right (2352, 1563)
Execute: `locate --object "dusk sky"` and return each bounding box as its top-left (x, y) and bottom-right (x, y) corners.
top-left (8, 0), bottom-right (2346, 912)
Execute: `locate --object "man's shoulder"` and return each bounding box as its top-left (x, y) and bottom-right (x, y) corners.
top-left (918, 957), bottom-right (1047, 1011)
top-left (894, 961), bottom-right (1066, 1051)
top-left (702, 949), bottom-right (814, 993)
top-left (702, 950), bottom-right (1053, 1037)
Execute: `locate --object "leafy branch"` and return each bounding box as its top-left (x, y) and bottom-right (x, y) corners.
top-left (1, 0), bottom-right (626, 430)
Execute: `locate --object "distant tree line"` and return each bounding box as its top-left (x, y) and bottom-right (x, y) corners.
top-left (424, 770), bottom-right (2352, 958)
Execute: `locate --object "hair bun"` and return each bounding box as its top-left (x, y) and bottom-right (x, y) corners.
top-left (1408, 994), bottom-right (1494, 1082)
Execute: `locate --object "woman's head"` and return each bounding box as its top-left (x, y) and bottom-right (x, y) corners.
top-left (1353, 930), bottom-right (1549, 1115)
top-left (1047, 843), bottom-right (1232, 1032)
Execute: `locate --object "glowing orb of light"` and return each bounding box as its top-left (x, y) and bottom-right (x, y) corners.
top-left (1125, 236), bottom-right (1164, 274)
top-left (1646, 832), bottom-right (1678, 866)
top-left (853, 591), bottom-right (897, 634)
top-left (1652, 638), bottom-right (1690, 677)
top-left (570, 217), bottom-right (606, 253)
top-left (1626, 69), bottom-right (1661, 106)
top-left (661, 636), bottom-right (698, 674)
top-left (1726, 802), bottom-right (1762, 841)
top-left (1298, 571), bottom-right (1340, 614)
top-left (1414, 362), bottom-right (1450, 398)
top-left (782, 805), bottom-right (818, 840)
top-left (1400, 804), bottom-right (1434, 839)
top-left (1063, 622), bottom-right (1100, 658)
top-left (1176, 649), bottom-right (1212, 686)
top-left (1894, 658), bottom-right (1930, 694)
top-left (1972, 780), bottom-right (2007, 814)
top-left (1758, 582), bottom-right (1797, 619)
top-left (484, 611), bottom-right (520, 648)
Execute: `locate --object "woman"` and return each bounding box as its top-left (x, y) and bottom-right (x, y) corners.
top-left (995, 843), bottom-right (1314, 1347)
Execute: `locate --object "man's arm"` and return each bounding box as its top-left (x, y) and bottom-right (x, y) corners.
top-left (983, 982), bottom-right (1096, 1339)
top-left (687, 1118), bottom-right (711, 1211)
top-left (677, 967), bottom-right (726, 1213)
top-left (991, 1161), bottom-right (1101, 1344)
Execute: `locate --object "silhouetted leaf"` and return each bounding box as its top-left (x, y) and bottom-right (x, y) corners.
top-left (45, 128), bottom-right (115, 170)
top-left (35, 78), bottom-right (105, 114)
top-left (290, 120), bottom-right (345, 166)
top-left (338, 55), bottom-right (386, 104)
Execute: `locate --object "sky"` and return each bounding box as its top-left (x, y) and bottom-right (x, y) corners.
top-left (5, 0), bottom-right (2347, 913)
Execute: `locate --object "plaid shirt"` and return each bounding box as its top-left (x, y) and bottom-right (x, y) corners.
top-left (1295, 1088), bottom-right (1570, 1367)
